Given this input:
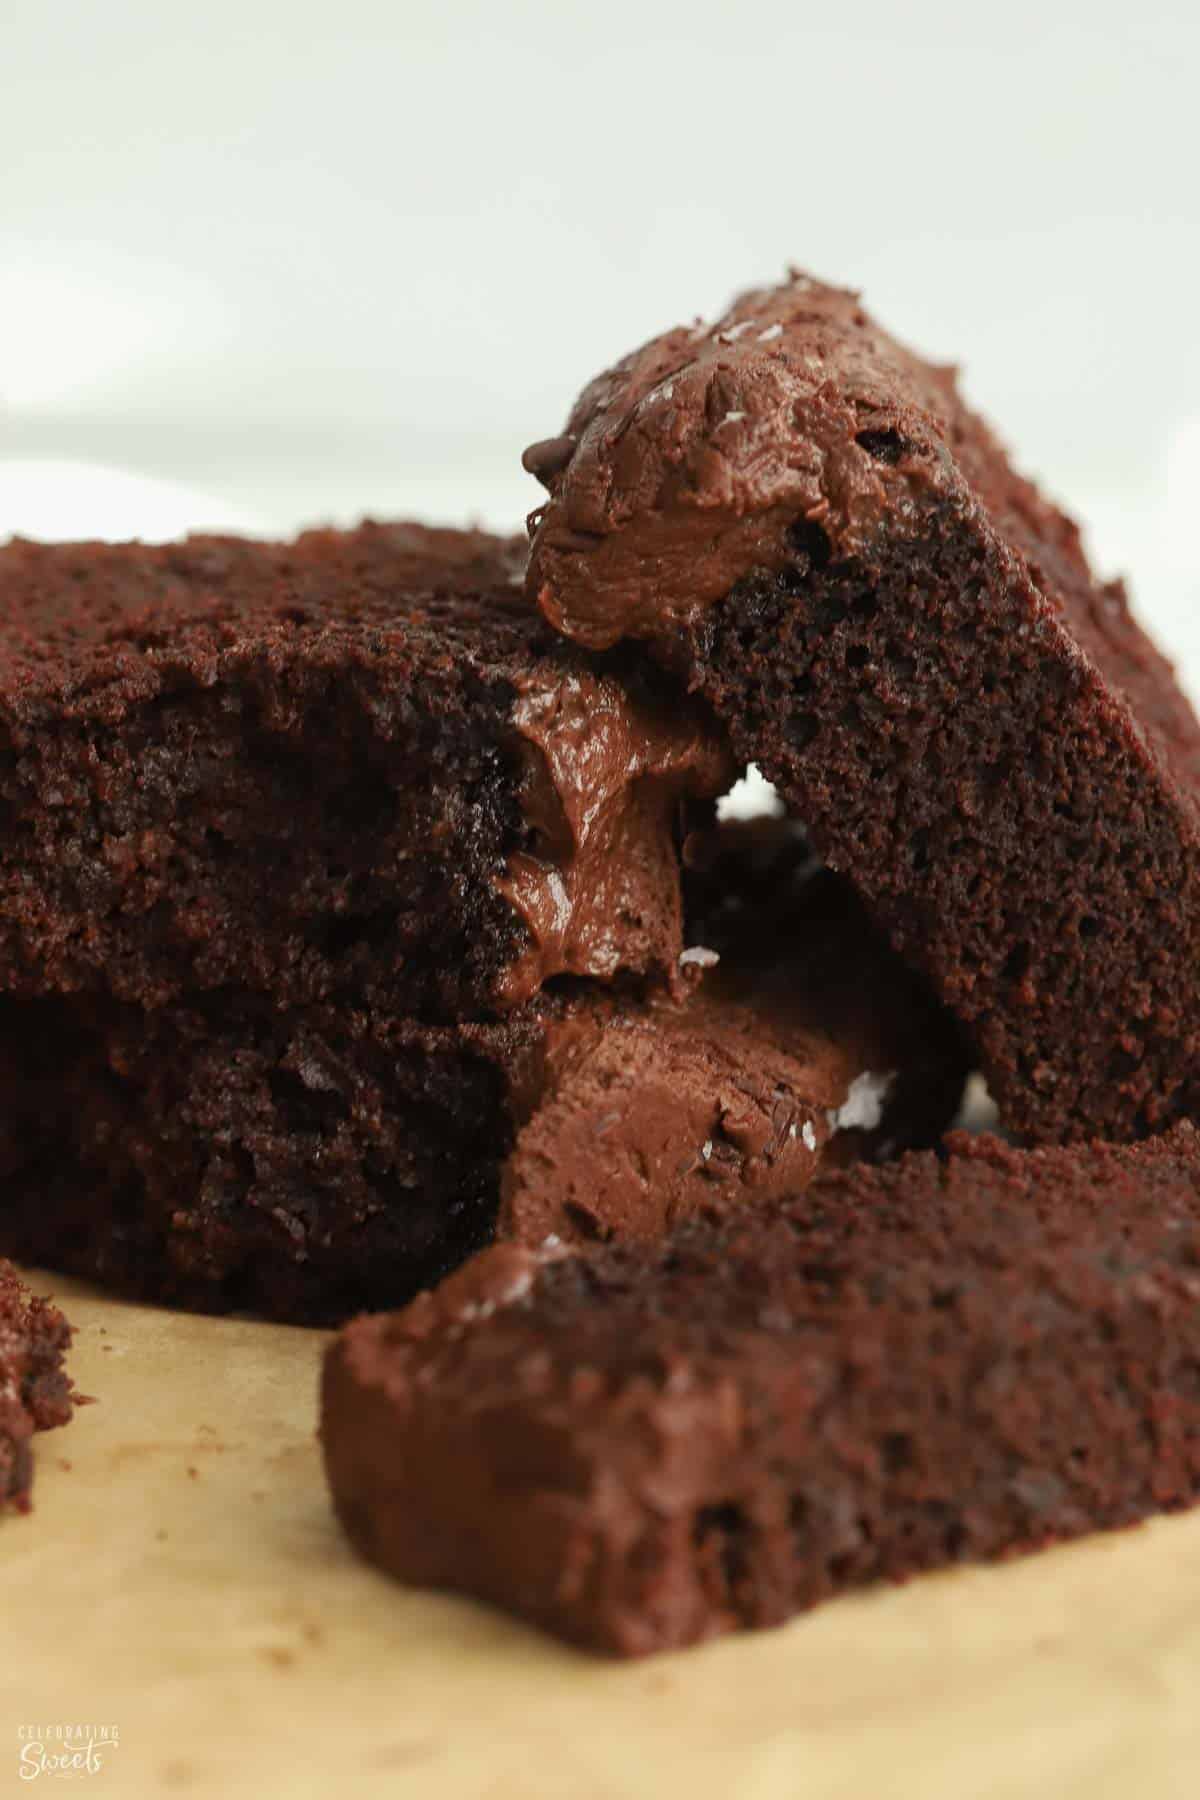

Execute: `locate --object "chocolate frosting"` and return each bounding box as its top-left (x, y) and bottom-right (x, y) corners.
top-left (524, 272), bottom-right (962, 649)
top-left (494, 664), bottom-right (733, 1003)
top-left (500, 832), bottom-right (966, 1247)
top-left (501, 1002), bottom-right (853, 1249)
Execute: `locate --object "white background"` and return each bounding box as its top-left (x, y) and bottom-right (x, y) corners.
top-left (3, 0), bottom-right (1198, 690)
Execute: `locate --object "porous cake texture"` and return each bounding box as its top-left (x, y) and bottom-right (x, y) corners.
top-left (324, 1128), bottom-right (1200, 1655)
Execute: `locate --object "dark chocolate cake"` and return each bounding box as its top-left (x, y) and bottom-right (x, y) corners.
top-left (524, 275), bottom-right (1200, 1143)
top-left (323, 1126), bottom-right (1200, 1656)
top-left (0, 842), bottom-right (964, 1322)
top-left (0, 992), bottom-right (540, 1323)
top-left (0, 524), bottom-right (729, 1020)
top-left (0, 1261), bottom-right (76, 1513)
top-left (0, 523), bottom-right (748, 1322)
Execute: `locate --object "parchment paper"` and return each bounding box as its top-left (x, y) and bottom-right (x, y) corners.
top-left (2, 1268), bottom-right (1198, 1799)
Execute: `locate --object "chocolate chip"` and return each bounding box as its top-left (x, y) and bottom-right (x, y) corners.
top-left (521, 435), bottom-right (578, 485)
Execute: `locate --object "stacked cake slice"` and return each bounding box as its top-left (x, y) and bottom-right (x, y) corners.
top-left (525, 273), bottom-right (1200, 1143)
top-left (0, 520), bottom-right (965, 1320)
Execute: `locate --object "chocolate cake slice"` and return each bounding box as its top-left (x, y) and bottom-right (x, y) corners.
top-left (524, 275), bottom-right (1200, 1142)
top-left (323, 1126), bottom-right (1200, 1656)
top-left (0, 845), bottom-right (964, 1323)
top-left (0, 1262), bottom-right (76, 1513)
top-left (0, 524), bottom-right (729, 1020)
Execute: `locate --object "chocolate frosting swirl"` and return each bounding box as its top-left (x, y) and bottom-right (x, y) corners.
top-left (524, 271), bottom-right (964, 649)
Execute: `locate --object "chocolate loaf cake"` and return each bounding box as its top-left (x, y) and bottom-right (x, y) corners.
top-left (524, 275), bottom-right (1200, 1142)
top-left (323, 1127), bottom-right (1200, 1656)
top-left (0, 1262), bottom-right (76, 1513)
top-left (0, 524), bottom-right (729, 1019)
top-left (0, 850), bottom-right (964, 1322)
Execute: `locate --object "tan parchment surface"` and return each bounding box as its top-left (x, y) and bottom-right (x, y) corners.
top-left (1, 1269), bottom-right (1198, 1799)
